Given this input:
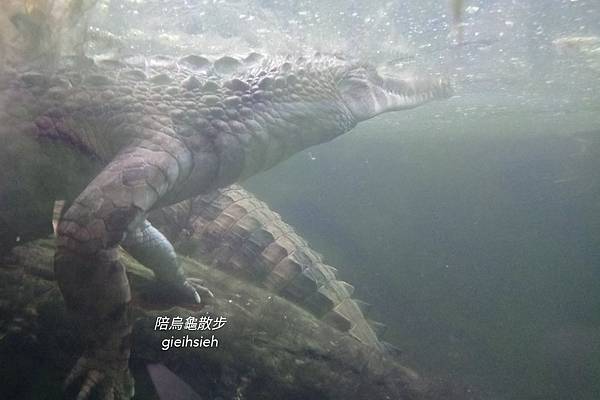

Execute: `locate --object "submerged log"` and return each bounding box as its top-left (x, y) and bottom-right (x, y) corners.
top-left (0, 239), bottom-right (441, 400)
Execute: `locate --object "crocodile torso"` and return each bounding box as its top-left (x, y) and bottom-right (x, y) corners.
top-left (149, 184), bottom-right (384, 349)
top-left (0, 52), bottom-right (450, 399)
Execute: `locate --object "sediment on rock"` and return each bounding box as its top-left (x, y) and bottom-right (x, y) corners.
top-left (0, 239), bottom-right (440, 400)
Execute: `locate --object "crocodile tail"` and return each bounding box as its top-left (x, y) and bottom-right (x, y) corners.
top-left (150, 185), bottom-right (384, 351)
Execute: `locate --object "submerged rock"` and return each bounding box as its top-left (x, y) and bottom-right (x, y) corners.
top-left (0, 239), bottom-right (444, 400)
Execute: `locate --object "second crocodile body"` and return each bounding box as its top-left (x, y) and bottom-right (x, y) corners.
top-left (149, 184), bottom-right (384, 349)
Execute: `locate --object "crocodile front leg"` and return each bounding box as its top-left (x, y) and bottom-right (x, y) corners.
top-left (122, 219), bottom-right (214, 304)
top-left (54, 142), bottom-right (196, 400)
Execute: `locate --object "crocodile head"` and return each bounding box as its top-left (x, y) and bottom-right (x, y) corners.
top-left (229, 55), bottom-right (453, 153)
top-left (336, 63), bottom-right (452, 121)
top-left (186, 54), bottom-right (454, 179)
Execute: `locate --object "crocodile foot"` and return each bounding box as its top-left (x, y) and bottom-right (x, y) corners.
top-left (140, 277), bottom-right (214, 308)
top-left (170, 277), bottom-right (215, 305)
top-left (64, 354), bottom-right (134, 400)
top-left (186, 277), bottom-right (215, 302)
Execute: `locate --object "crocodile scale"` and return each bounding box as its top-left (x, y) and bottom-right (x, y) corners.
top-left (1, 49), bottom-right (450, 399)
top-left (149, 184), bottom-right (384, 349)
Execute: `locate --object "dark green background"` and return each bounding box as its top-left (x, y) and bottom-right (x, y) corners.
top-left (246, 113), bottom-right (600, 400)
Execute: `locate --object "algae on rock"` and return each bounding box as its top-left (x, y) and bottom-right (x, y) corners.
top-left (0, 239), bottom-right (438, 400)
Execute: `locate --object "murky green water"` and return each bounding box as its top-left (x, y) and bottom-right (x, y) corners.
top-left (245, 2), bottom-right (600, 398)
top-left (247, 109), bottom-right (600, 399)
top-left (1, 0), bottom-right (599, 399)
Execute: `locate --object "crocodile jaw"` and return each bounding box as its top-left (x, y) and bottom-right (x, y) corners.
top-left (339, 69), bottom-right (453, 121)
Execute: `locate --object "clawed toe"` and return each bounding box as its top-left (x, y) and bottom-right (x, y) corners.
top-left (63, 356), bottom-right (133, 400)
top-left (139, 277), bottom-right (214, 308)
top-left (187, 277), bottom-right (215, 300)
top-left (76, 369), bottom-right (105, 400)
top-left (179, 278), bottom-right (215, 306)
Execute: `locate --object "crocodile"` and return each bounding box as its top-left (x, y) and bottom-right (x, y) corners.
top-left (148, 184), bottom-right (385, 350)
top-left (0, 52), bottom-right (451, 399)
